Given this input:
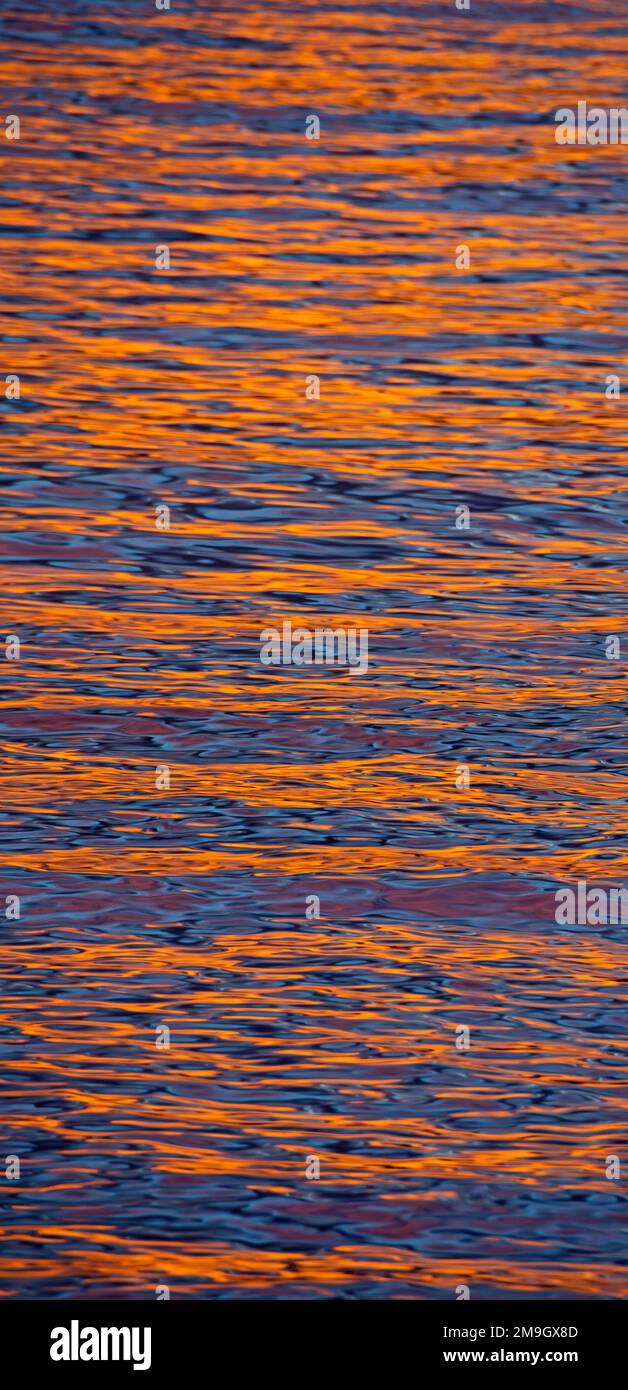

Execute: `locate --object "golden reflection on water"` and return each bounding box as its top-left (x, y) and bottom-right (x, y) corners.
top-left (0, 0), bottom-right (627, 1297)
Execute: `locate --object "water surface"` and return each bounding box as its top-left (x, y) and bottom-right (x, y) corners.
top-left (0, 0), bottom-right (627, 1298)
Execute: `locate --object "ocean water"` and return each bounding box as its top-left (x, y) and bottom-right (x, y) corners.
top-left (0, 0), bottom-right (627, 1298)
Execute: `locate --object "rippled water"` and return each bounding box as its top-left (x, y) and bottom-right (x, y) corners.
top-left (1, 0), bottom-right (627, 1299)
